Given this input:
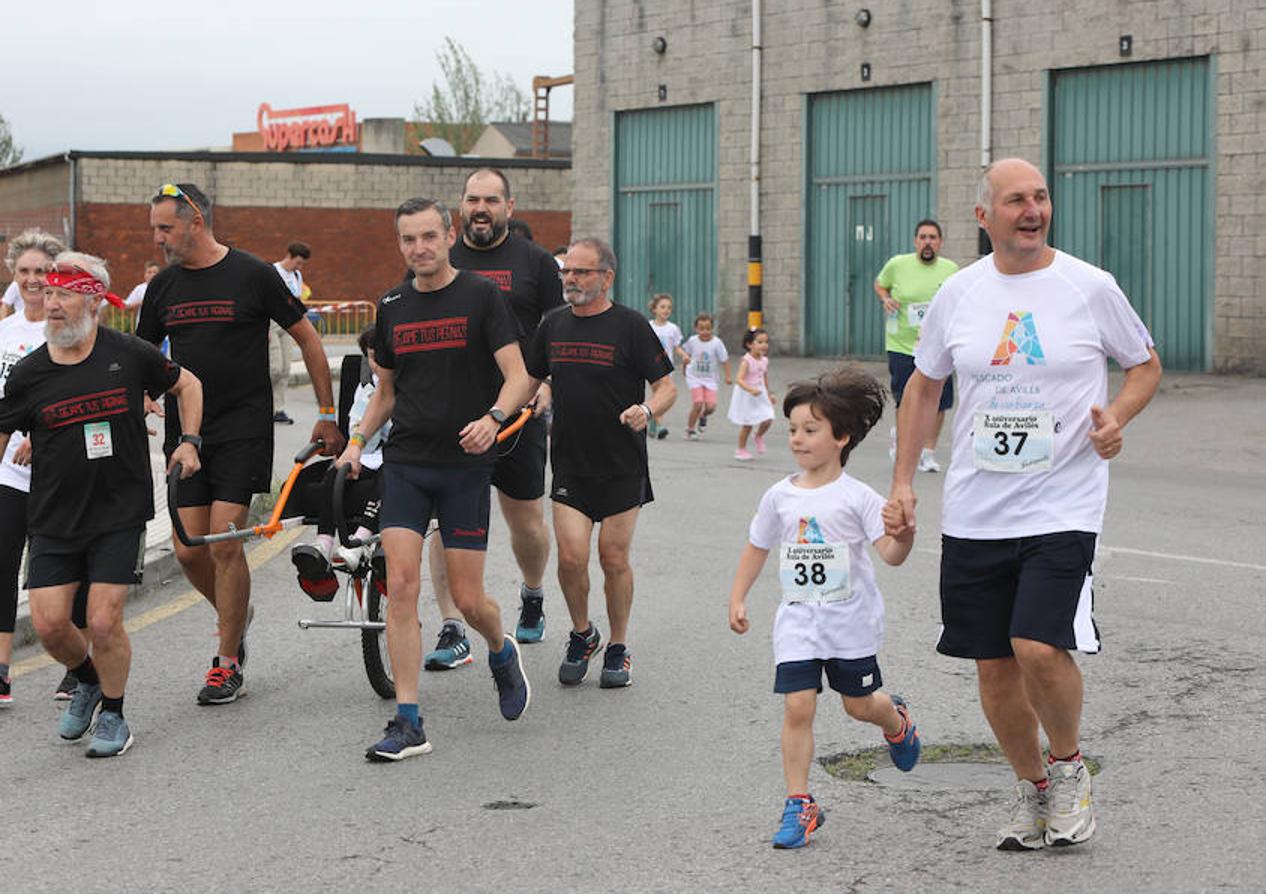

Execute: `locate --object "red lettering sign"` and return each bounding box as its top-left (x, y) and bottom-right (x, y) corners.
top-left (166, 300), bottom-right (236, 326)
top-left (41, 387), bottom-right (130, 429)
top-left (471, 269), bottom-right (513, 292)
top-left (257, 103), bottom-right (358, 152)
top-left (394, 317), bottom-right (469, 354)
top-left (550, 341), bottom-right (616, 367)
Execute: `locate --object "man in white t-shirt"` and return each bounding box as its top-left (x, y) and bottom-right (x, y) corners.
top-left (270, 241), bottom-right (310, 425)
top-left (124, 261), bottom-right (161, 308)
top-left (887, 158), bottom-right (1161, 851)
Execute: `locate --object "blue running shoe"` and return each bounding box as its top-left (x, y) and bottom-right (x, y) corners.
top-left (490, 636), bottom-right (531, 721)
top-left (365, 715), bottom-right (432, 762)
top-left (886, 695), bottom-right (921, 771)
top-left (515, 592), bottom-right (545, 644)
top-left (599, 643), bottom-right (631, 688)
top-left (86, 711), bottom-right (134, 758)
top-left (772, 796), bottom-right (824, 849)
top-left (58, 680), bottom-right (102, 741)
top-left (424, 623), bottom-right (474, 670)
top-left (558, 625), bottom-right (601, 686)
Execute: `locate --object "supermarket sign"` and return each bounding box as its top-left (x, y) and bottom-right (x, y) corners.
top-left (257, 102), bottom-right (358, 151)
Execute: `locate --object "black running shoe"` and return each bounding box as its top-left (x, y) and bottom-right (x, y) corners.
top-left (558, 625), bottom-right (602, 686)
top-left (292, 544), bottom-right (338, 602)
top-left (53, 669), bottom-right (78, 701)
top-left (599, 643), bottom-right (632, 688)
top-left (197, 657), bottom-right (245, 705)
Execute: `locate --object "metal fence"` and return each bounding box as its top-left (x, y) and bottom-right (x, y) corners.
top-left (99, 300), bottom-right (376, 338)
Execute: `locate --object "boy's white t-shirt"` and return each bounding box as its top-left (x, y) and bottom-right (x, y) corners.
top-left (682, 334), bottom-right (729, 390)
top-left (649, 319), bottom-right (683, 368)
top-left (349, 378), bottom-right (387, 471)
top-left (0, 314), bottom-right (47, 491)
top-left (915, 250), bottom-right (1154, 539)
top-left (748, 472), bottom-right (887, 663)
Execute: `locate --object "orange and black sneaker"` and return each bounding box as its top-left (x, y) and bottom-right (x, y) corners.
top-left (558, 625), bottom-right (601, 686)
top-left (772, 795), bottom-right (824, 849)
top-left (197, 657), bottom-right (245, 705)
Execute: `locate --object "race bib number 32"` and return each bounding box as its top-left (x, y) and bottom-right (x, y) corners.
top-left (84, 421), bottom-right (114, 460)
top-left (973, 410), bottom-right (1053, 473)
top-left (779, 542), bottom-right (851, 603)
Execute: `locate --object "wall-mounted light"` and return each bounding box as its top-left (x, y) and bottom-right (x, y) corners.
top-left (1119, 35), bottom-right (1132, 57)
top-left (652, 36), bottom-right (668, 54)
top-left (860, 62), bottom-right (872, 82)
top-left (855, 8), bottom-right (871, 28)
top-left (658, 84), bottom-right (668, 102)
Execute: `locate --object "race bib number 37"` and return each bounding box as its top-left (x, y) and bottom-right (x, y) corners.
top-left (779, 542), bottom-right (851, 603)
top-left (973, 410), bottom-right (1053, 473)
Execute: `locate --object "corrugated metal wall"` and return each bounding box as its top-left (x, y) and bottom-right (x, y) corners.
top-left (1049, 57), bottom-right (1212, 370)
top-left (805, 84), bottom-right (935, 357)
top-left (613, 104), bottom-right (717, 326)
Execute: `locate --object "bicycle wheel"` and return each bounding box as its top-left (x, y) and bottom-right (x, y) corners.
top-left (361, 575), bottom-right (395, 699)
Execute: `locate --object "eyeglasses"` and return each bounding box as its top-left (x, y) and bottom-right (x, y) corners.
top-left (157, 183), bottom-right (203, 221)
top-left (559, 267), bottom-right (606, 278)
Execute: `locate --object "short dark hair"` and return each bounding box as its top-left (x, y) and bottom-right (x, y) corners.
top-left (507, 218), bottom-right (534, 242)
top-left (649, 293), bottom-right (672, 313)
top-left (782, 366), bottom-right (886, 467)
top-left (152, 182), bottom-right (213, 228)
top-left (357, 325), bottom-right (376, 357)
top-left (395, 197), bottom-right (452, 230)
top-left (287, 241), bottom-right (311, 259)
top-left (742, 327), bottom-right (767, 350)
top-left (552, 245), bottom-right (569, 257)
top-left (464, 167), bottom-right (512, 200)
top-left (914, 218), bottom-right (942, 238)
top-left (693, 311), bottom-right (714, 326)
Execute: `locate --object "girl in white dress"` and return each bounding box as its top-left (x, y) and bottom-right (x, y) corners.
top-left (727, 328), bottom-right (775, 460)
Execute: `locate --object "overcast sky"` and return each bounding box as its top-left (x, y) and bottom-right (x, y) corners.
top-left (5, 0), bottom-right (575, 161)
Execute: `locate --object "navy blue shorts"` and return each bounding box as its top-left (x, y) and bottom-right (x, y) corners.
top-left (888, 352), bottom-right (953, 411)
top-left (379, 463), bottom-right (492, 550)
top-left (774, 656), bottom-right (883, 696)
top-left (937, 532), bottom-right (1100, 659)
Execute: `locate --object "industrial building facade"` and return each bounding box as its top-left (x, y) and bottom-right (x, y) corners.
top-left (572, 1), bottom-right (1266, 373)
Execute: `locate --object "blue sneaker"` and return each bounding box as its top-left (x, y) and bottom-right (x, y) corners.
top-left (490, 636), bottom-right (531, 721)
top-left (424, 623), bottom-right (473, 671)
top-left (365, 715), bottom-right (432, 762)
top-left (515, 592), bottom-right (545, 644)
top-left (58, 680), bottom-right (102, 741)
top-left (558, 625), bottom-right (601, 686)
top-left (886, 695), bottom-right (921, 771)
top-left (772, 796), bottom-right (824, 849)
top-left (86, 710), bottom-right (134, 758)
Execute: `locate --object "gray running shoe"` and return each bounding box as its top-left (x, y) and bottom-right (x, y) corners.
top-left (58, 681), bottom-right (102, 741)
top-left (1045, 760), bottom-right (1095, 846)
top-left (599, 643), bottom-right (631, 688)
top-left (86, 711), bottom-right (134, 758)
top-left (996, 779), bottom-right (1047, 850)
top-left (53, 669), bottom-right (77, 701)
top-left (558, 625), bottom-right (601, 686)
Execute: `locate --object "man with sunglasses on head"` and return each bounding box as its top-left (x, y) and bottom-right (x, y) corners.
top-left (138, 182), bottom-right (344, 706)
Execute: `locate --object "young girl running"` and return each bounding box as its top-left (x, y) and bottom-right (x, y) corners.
top-left (728, 367), bottom-right (921, 850)
top-left (681, 312), bottom-right (731, 439)
top-left (727, 327), bottom-right (775, 460)
top-left (647, 293), bottom-right (685, 439)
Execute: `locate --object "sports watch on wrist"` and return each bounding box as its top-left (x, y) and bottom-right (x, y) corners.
top-left (179, 433), bottom-right (203, 451)
top-left (487, 407), bottom-right (508, 424)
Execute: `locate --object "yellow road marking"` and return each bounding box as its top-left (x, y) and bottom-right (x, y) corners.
top-left (11, 528), bottom-right (302, 678)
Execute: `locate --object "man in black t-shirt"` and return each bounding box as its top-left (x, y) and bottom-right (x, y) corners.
top-left (423, 168), bottom-right (566, 669)
top-left (138, 182), bottom-right (343, 707)
top-left (0, 252), bottom-right (203, 757)
top-left (524, 238), bottom-right (676, 690)
top-left (337, 197), bottom-right (535, 762)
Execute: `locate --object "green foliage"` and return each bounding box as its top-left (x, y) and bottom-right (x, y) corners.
top-left (0, 113), bottom-right (23, 168)
top-left (413, 37), bottom-right (530, 155)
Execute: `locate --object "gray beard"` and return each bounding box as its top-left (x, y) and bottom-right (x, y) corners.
top-left (45, 312), bottom-right (95, 349)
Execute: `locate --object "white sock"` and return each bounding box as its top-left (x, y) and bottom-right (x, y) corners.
top-left (316, 534), bottom-right (335, 558)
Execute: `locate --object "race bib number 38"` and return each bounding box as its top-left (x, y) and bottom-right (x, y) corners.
top-left (973, 410), bottom-right (1053, 473)
top-left (779, 542), bottom-right (851, 603)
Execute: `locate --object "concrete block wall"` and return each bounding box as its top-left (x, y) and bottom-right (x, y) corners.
top-left (573, 0), bottom-right (1266, 372)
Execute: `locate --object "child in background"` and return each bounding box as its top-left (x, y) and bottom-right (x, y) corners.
top-left (681, 312), bottom-right (731, 439)
top-left (728, 367), bottom-right (920, 850)
top-left (727, 327), bottom-right (775, 460)
top-left (647, 293), bottom-right (685, 440)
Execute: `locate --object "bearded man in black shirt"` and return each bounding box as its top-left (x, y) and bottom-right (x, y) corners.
top-left (138, 183), bottom-right (343, 706)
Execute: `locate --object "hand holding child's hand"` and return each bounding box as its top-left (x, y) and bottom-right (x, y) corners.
top-left (882, 499), bottom-right (914, 540)
top-left (729, 601), bottom-right (749, 635)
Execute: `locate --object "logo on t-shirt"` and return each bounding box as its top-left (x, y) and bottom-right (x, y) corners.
top-left (797, 517), bottom-right (825, 544)
top-left (550, 341), bottom-right (615, 367)
top-left (166, 300), bottom-right (236, 326)
top-left (990, 311), bottom-right (1046, 366)
top-left (40, 387), bottom-right (130, 429)
top-left (394, 317), bottom-right (468, 353)
top-left (471, 269), bottom-right (512, 292)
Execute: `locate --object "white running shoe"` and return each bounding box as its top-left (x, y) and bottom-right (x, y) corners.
top-left (336, 544), bottom-right (366, 571)
top-left (918, 449), bottom-right (941, 473)
top-left (1045, 760), bottom-right (1096, 846)
top-left (996, 779), bottom-right (1047, 850)
top-left (888, 426), bottom-right (896, 461)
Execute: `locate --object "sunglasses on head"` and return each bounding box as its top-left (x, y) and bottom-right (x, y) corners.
top-left (157, 183), bottom-right (203, 220)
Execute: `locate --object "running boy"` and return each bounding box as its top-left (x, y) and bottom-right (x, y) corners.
top-left (681, 312), bottom-right (731, 440)
top-left (728, 367), bottom-right (920, 849)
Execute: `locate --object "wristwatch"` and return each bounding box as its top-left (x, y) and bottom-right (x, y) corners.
top-left (179, 433), bottom-right (203, 451)
top-left (487, 407), bottom-right (508, 424)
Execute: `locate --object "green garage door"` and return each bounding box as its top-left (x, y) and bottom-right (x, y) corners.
top-left (1050, 57), bottom-right (1213, 370)
top-left (614, 104), bottom-right (717, 327)
top-left (806, 83), bottom-right (935, 357)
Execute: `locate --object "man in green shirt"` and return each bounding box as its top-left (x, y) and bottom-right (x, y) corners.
top-left (874, 219), bottom-right (958, 472)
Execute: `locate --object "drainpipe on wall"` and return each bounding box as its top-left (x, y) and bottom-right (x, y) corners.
top-left (65, 151), bottom-right (77, 249)
top-left (747, 0), bottom-right (763, 331)
top-left (979, 0), bottom-right (994, 255)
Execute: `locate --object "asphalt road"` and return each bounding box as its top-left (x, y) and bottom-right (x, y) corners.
top-left (5, 357), bottom-right (1263, 893)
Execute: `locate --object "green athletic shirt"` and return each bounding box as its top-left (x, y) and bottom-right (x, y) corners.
top-left (875, 253), bottom-right (959, 355)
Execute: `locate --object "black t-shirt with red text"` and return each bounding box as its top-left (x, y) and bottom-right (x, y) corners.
top-left (450, 234), bottom-right (564, 343)
top-left (0, 327), bottom-right (182, 537)
top-left (374, 271), bottom-right (519, 467)
top-left (137, 248), bottom-right (305, 448)
top-left (525, 303), bottom-right (673, 479)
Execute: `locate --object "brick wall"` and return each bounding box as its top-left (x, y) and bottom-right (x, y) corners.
top-left (574, 0), bottom-right (1266, 373)
top-left (0, 159), bottom-right (72, 247)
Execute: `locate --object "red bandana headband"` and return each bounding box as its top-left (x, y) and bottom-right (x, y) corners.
top-left (45, 268), bottom-right (126, 309)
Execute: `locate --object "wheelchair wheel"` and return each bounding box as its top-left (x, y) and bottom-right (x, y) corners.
top-left (361, 574), bottom-right (395, 699)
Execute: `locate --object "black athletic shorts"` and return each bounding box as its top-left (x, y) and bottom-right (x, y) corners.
top-left (27, 526), bottom-right (146, 589)
top-left (379, 462), bottom-right (492, 550)
top-left (937, 531), bottom-right (1099, 659)
top-left (774, 656), bottom-right (883, 696)
top-left (889, 351), bottom-right (954, 411)
top-left (492, 414), bottom-right (547, 501)
top-left (170, 438), bottom-right (273, 508)
top-left (550, 474), bottom-right (653, 523)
